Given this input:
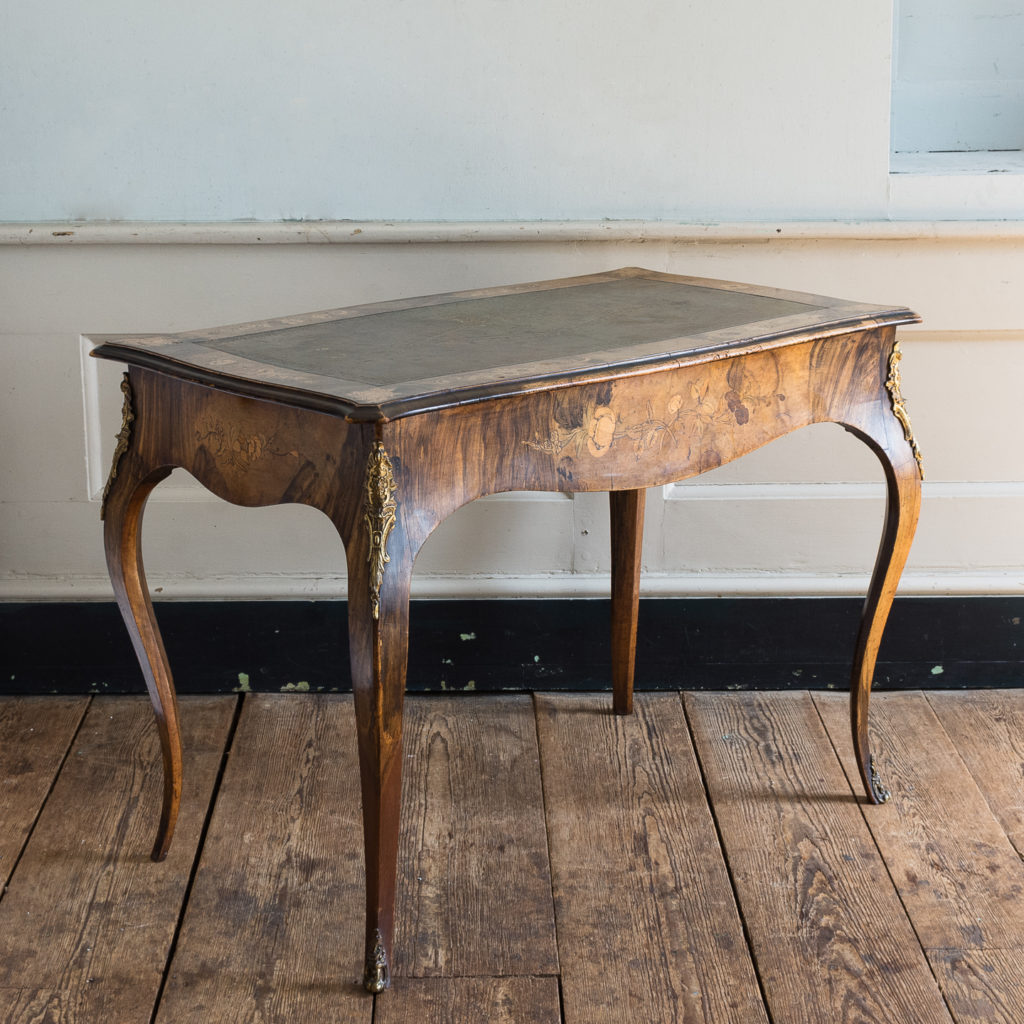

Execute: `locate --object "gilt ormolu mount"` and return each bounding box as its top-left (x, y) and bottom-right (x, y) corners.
top-left (90, 267), bottom-right (922, 992)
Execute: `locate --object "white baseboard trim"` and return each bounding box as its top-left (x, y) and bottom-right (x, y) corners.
top-left (665, 480), bottom-right (1024, 502)
top-left (4, 569), bottom-right (1023, 602)
top-left (81, 476), bottom-right (1024, 508)
top-left (8, 219), bottom-right (1024, 246)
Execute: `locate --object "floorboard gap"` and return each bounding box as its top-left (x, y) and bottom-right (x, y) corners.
top-left (530, 693), bottom-right (563, 982)
top-left (148, 693), bottom-right (245, 1024)
top-left (679, 691), bottom-right (776, 1024)
top-left (809, 692), bottom-right (961, 1024)
top-left (923, 691), bottom-right (1024, 864)
top-left (0, 695), bottom-right (92, 902)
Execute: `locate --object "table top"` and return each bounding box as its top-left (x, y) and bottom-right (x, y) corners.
top-left (90, 267), bottom-right (918, 421)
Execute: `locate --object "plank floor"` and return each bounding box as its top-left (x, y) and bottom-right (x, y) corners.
top-left (1, 690), bottom-right (1022, 1023)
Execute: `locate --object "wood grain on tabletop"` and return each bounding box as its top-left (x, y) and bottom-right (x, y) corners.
top-left (90, 268), bottom-right (900, 418)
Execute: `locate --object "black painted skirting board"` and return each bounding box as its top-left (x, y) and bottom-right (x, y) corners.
top-left (3, 597), bottom-right (1024, 696)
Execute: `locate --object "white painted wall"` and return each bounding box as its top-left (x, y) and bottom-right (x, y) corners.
top-left (1, 0), bottom-right (892, 221)
top-left (1, 2), bottom-right (1022, 600)
top-left (2, 228), bottom-right (1023, 599)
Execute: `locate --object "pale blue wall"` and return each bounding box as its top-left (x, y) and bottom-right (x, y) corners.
top-left (892, 0), bottom-right (1024, 152)
top-left (1, 1), bottom-right (894, 221)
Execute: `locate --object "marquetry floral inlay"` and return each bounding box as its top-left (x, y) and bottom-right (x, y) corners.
top-left (524, 364), bottom-right (783, 462)
top-left (195, 422), bottom-right (296, 470)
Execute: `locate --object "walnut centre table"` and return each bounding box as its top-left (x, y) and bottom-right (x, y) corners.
top-left (90, 267), bottom-right (923, 993)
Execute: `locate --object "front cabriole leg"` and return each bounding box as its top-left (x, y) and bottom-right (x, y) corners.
top-left (100, 371), bottom-right (180, 860)
top-left (843, 340), bottom-right (923, 804)
top-left (340, 439), bottom-right (411, 994)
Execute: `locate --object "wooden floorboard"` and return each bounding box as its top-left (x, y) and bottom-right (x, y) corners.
top-left (925, 690), bottom-right (1024, 859)
top-left (688, 691), bottom-right (952, 1024)
top-left (537, 693), bottom-right (768, 1024)
top-left (154, 694), bottom-right (371, 1024)
top-left (3, 689), bottom-right (1024, 1022)
top-left (0, 696), bottom-right (87, 890)
top-left (929, 949), bottom-right (1024, 1024)
top-left (374, 977), bottom-right (561, 1024)
top-left (816, 691), bottom-right (1024, 1024)
top-left (0, 695), bottom-right (235, 1024)
top-left (394, 695), bottom-right (557, 978)
top-left (815, 692), bottom-right (1024, 950)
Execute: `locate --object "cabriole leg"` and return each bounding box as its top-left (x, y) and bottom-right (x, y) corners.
top-left (847, 343), bottom-right (924, 804)
top-left (849, 453), bottom-right (921, 804)
top-left (100, 395), bottom-right (179, 860)
top-left (344, 440), bottom-right (411, 994)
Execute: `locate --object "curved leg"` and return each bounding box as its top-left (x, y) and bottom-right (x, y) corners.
top-left (344, 440), bottom-right (411, 993)
top-left (848, 443), bottom-right (922, 805)
top-left (102, 451), bottom-right (178, 860)
top-left (610, 488), bottom-right (645, 715)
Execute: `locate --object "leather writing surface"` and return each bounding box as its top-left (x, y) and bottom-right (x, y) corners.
top-left (202, 278), bottom-right (820, 387)
top-left (90, 268), bottom-right (916, 418)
